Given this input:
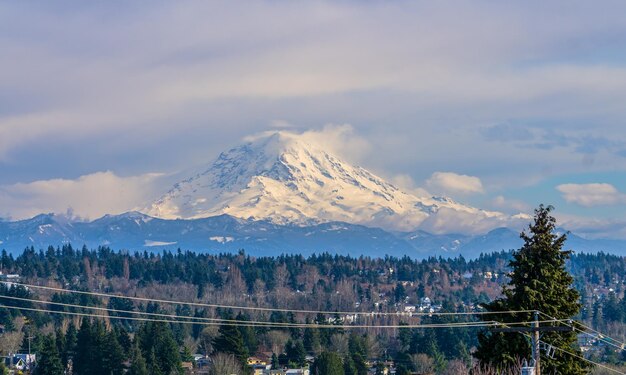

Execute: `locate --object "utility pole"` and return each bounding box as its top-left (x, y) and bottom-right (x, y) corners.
top-left (491, 311), bottom-right (573, 375)
top-left (533, 311), bottom-right (540, 375)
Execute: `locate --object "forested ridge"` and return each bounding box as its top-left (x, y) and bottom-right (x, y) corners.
top-left (1, 245), bottom-right (625, 374)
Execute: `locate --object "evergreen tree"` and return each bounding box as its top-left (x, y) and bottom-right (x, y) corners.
top-left (74, 319), bottom-right (94, 375)
top-left (604, 292), bottom-right (624, 323)
top-left (101, 330), bottom-right (125, 375)
top-left (474, 205), bottom-right (590, 374)
top-left (343, 355), bottom-right (357, 375)
top-left (213, 313), bottom-right (249, 366)
top-left (127, 343), bottom-right (149, 375)
top-left (311, 351), bottom-right (344, 375)
top-left (303, 321), bottom-right (322, 355)
top-left (235, 312), bottom-right (258, 354)
top-left (271, 353), bottom-right (279, 369)
top-left (148, 350), bottom-right (164, 375)
top-left (54, 328), bottom-right (66, 368)
top-left (181, 346), bottom-right (194, 362)
top-left (136, 321), bottom-right (182, 375)
top-left (285, 340), bottom-right (306, 367)
top-left (35, 335), bottom-right (64, 375)
top-left (63, 322), bottom-right (78, 368)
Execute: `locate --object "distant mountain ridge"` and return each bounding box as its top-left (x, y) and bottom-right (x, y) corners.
top-left (1, 212), bottom-right (624, 258)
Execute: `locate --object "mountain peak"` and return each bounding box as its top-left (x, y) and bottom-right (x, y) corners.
top-left (144, 131), bottom-right (515, 233)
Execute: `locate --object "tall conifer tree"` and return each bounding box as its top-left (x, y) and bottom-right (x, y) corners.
top-left (474, 205), bottom-right (590, 374)
top-left (35, 335), bottom-right (64, 375)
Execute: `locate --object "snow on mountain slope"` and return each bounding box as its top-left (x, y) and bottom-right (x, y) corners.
top-left (145, 131), bottom-right (518, 233)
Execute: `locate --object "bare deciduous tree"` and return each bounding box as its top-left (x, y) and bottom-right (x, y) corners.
top-left (411, 353), bottom-right (434, 374)
top-left (441, 359), bottom-right (469, 375)
top-left (209, 353), bottom-right (243, 375)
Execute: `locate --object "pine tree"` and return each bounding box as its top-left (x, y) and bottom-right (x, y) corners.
top-left (474, 205), bottom-right (590, 374)
top-left (136, 321), bottom-right (182, 375)
top-left (102, 330), bottom-right (125, 375)
top-left (54, 328), bottom-right (65, 365)
top-left (285, 340), bottom-right (306, 367)
top-left (235, 312), bottom-right (259, 354)
top-left (35, 335), bottom-right (64, 375)
top-left (64, 322), bottom-right (78, 368)
top-left (148, 350), bottom-right (164, 375)
top-left (303, 320), bottom-right (321, 355)
top-left (74, 319), bottom-right (94, 375)
top-left (127, 343), bottom-right (149, 375)
top-left (311, 351), bottom-right (344, 375)
top-left (343, 355), bottom-right (357, 375)
top-left (213, 313), bottom-right (249, 366)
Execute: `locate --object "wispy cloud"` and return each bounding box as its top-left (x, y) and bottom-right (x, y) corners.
top-left (0, 171), bottom-right (164, 220)
top-left (556, 183), bottom-right (626, 207)
top-left (427, 172), bottom-right (484, 195)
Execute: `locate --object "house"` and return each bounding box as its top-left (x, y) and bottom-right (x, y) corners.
top-left (268, 368), bottom-right (310, 375)
top-left (251, 363), bottom-right (271, 375)
top-left (181, 361), bottom-right (194, 373)
top-left (192, 353), bottom-right (206, 362)
top-left (196, 356), bottom-right (211, 368)
top-left (285, 369), bottom-right (309, 375)
top-left (3, 353), bottom-right (36, 371)
top-left (248, 356), bottom-right (268, 366)
top-left (0, 272), bottom-right (21, 289)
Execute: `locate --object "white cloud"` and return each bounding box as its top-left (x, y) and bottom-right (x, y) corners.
top-left (299, 124), bottom-right (371, 164)
top-left (491, 195), bottom-right (531, 213)
top-left (0, 171), bottom-right (164, 220)
top-left (244, 124), bottom-right (371, 165)
top-left (391, 174), bottom-right (431, 197)
top-left (556, 213), bottom-right (626, 239)
top-left (419, 207), bottom-right (527, 235)
top-left (556, 183), bottom-right (626, 207)
top-left (426, 172), bottom-right (484, 195)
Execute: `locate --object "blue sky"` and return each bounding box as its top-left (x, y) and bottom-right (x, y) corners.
top-left (1, 1), bottom-right (626, 238)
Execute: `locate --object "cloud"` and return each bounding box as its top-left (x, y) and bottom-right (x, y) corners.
top-left (491, 195), bottom-right (531, 213)
top-left (300, 124), bottom-right (371, 163)
top-left (419, 207), bottom-right (527, 235)
top-left (481, 123), bottom-right (535, 143)
top-left (556, 183), bottom-right (626, 207)
top-left (245, 124), bottom-right (371, 165)
top-left (391, 174), bottom-right (431, 197)
top-left (556, 213), bottom-right (626, 239)
top-left (426, 172), bottom-right (484, 195)
top-left (0, 171), bottom-right (164, 220)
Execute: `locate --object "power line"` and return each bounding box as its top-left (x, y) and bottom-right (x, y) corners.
top-left (2, 281), bottom-right (536, 317)
top-left (514, 326), bottom-right (626, 375)
top-left (0, 294), bottom-right (315, 327)
top-left (539, 338), bottom-right (626, 375)
top-left (0, 294), bottom-right (563, 329)
top-left (539, 312), bottom-right (626, 350)
top-left (571, 325), bottom-right (625, 352)
top-left (0, 304), bottom-right (518, 329)
top-left (1, 295), bottom-right (493, 328)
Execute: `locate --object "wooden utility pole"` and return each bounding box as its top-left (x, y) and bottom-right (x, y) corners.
top-left (533, 311), bottom-right (540, 375)
top-left (491, 311), bottom-right (573, 375)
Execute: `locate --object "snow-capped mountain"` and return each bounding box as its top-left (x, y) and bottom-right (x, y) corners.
top-left (145, 131), bottom-right (518, 233)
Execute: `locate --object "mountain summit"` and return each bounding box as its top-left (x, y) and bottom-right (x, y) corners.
top-left (145, 131), bottom-right (517, 233)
